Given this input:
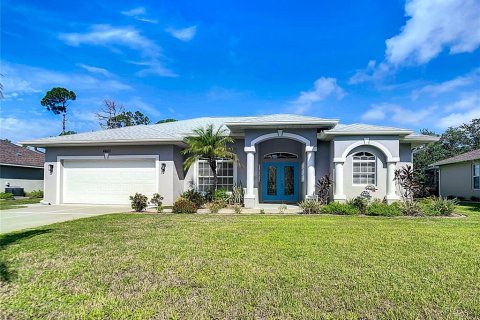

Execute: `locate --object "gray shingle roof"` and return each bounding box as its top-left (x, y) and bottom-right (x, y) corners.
top-left (432, 149), bottom-right (480, 166)
top-left (20, 114), bottom-right (423, 146)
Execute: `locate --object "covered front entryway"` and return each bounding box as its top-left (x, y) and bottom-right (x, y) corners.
top-left (262, 161), bottom-right (299, 203)
top-left (243, 131), bottom-right (318, 208)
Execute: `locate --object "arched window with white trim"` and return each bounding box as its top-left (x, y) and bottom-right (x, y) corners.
top-left (352, 152), bottom-right (376, 185)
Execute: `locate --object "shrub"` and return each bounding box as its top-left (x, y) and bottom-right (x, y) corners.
top-left (214, 188), bottom-right (230, 202)
top-left (129, 193), bottom-right (148, 212)
top-left (315, 175), bottom-right (332, 204)
top-left (233, 204), bottom-right (242, 214)
top-left (366, 201), bottom-right (401, 217)
top-left (298, 199), bottom-right (323, 214)
top-left (348, 197), bottom-right (369, 214)
top-left (420, 197), bottom-right (457, 216)
top-left (25, 190), bottom-right (43, 198)
top-left (278, 204), bottom-right (287, 214)
top-left (182, 189), bottom-right (206, 209)
top-left (398, 200), bottom-right (422, 216)
top-left (259, 209), bottom-right (265, 214)
top-left (0, 192), bottom-right (15, 200)
top-left (321, 202), bottom-right (359, 215)
top-left (172, 197), bottom-right (197, 213)
top-left (150, 193), bottom-right (164, 213)
top-left (229, 184), bottom-right (244, 205)
top-left (471, 196), bottom-right (480, 202)
top-left (209, 200), bottom-right (225, 213)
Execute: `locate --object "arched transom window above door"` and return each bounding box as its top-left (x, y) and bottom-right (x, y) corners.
top-left (264, 152), bottom-right (298, 159)
top-left (352, 152), bottom-right (376, 185)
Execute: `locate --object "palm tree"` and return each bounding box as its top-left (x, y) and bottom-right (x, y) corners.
top-left (182, 124), bottom-right (238, 192)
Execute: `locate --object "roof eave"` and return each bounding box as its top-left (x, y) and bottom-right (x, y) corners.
top-left (20, 138), bottom-right (187, 148)
top-left (323, 130), bottom-right (414, 136)
top-left (225, 120), bottom-right (339, 129)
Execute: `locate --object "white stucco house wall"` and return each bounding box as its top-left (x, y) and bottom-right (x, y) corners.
top-left (20, 114), bottom-right (437, 208)
top-left (432, 149), bottom-right (480, 200)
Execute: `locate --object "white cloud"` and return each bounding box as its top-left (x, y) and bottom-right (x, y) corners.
top-left (166, 26), bottom-right (197, 42)
top-left (60, 25), bottom-right (176, 77)
top-left (362, 103), bottom-right (436, 125)
top-left (60, 24), bottom-right (160, 58)
top-left (129, 60), bottom-right (178, 77)
top-left (292, 77), bottom-right (345, 114)
top-left (77, 63), bottom-right (114, 77)
top-left (348, 60), bottom-right (391, 84)
top-left (121, 7), bottom-right (145, 17)
top-left (0, 117), bottom-right (59, 142)
top-left (438, 108), bottom-right (480, 128)
top-left (1, 61), bottom-right (132, 99)
top-left (121, 7), bottom-right (158, 24)
top-left (386, 0), bottom-right (480, 65)
top-left (411, 68), bottom-right (480, 99)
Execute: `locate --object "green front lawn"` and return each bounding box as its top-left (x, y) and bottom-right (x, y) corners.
top-left (1, 203), bottom-right (479, 319)
top-left (0, 198), bottom-right (41, 210)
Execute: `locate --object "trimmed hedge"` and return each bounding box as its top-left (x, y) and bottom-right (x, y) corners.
top-left (366, 201), bottom-right (402, 217)
top-left (173, 197), bottom-right (197, 214)
top-left (320, 202), bottom-right (359, 215)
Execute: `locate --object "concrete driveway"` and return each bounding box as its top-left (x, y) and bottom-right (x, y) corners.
top-left (1, 204), bottom-right (131, 233)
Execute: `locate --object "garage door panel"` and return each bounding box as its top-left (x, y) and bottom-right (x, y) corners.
top-left (63, 159), bottom-right (156, 205)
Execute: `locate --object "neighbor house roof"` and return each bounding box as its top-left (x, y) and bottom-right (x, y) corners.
top-left (432, 149), bottom-right (480, 166)
top-left (19, 114), bottom-right (435, 147)
top-left (0, 140), bottom-right (45, 168)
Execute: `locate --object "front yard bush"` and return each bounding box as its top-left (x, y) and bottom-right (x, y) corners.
top-left (182, 189), bottom-right (206, 209)
top-left (150, 193), bottom-right (164, 213)
top-left (209, 200), bottom-right (225, 213)
top-left (214, 188), bottom-right (230, 202)
top-left (129, 193), bottom-right (148, 212)
top-left (0, 192), bottom-right (15, 200)
top-left (399, 200), bottom-right (423, 216)
top-left (298, 199), bottom-right (323, 214)
top-left (173, 197), bottom-right (197, 213)
top-left (366, 201), bottom-right (402, 217)
top-left (420, 197), bottom-right (457, 216)
top-left (25, 190), bottom-right (44, 198)
top-left (320, 202), bottom-right (359, 215)
top-left (348, 196), bottom-right (369, 214)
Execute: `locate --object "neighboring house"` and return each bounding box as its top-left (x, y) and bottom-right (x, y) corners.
top-left (20, 114), bottom-right (437, 207)
top-left (432, 149), bottom-right (480, 200)
top-left (0, 139), bottom-right (45, 193)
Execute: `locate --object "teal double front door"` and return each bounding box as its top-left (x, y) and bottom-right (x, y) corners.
top-left (262, 162), bottom-right (299, 203)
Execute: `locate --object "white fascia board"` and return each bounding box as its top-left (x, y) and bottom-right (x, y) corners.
top-left (324, 130), bottom-right (414, 136)
top-left (20, 138), bottom-right (186, 147)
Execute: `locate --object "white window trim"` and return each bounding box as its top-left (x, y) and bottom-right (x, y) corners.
top-left (473, 163), bottom-right (480, 190)
top-left (352, 152), bottom-right (377, 186)
top-left (195, 159), bottom-right (237, 192)
top-left (55, 155), bottom-right (160, 205)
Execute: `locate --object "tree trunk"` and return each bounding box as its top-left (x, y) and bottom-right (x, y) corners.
top-left (209, 159), bottom-right (218, 192)
top-left (62, 112), bottom-right (66, 134)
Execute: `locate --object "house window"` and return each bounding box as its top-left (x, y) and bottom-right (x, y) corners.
top-left (197, 159), bottom-right (234, 192)
top-left (264, 152), bottom-right (298, 159)
top-left (474, 164), bottom-right (480, 190)
top-left (352, 152), bottom-right (376, 185)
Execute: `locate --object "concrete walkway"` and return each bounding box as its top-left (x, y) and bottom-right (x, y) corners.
top-left (0, 204), bottom-right (130, 234)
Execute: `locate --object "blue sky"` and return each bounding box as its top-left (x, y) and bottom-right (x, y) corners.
top-left (1, 0), bottom-right (479, 142)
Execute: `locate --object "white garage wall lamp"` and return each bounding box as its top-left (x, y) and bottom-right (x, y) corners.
top-left (48, 164), bottom-right (54, 174)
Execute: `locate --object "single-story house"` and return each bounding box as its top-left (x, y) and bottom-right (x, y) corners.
top-left (432, 149), bottom-right (480, 200)
top-left (20, 114), bottom-right (437, 207)
top-left (0, 139), bottom-right (45, 193)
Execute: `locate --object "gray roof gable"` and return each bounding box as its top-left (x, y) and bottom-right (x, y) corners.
top-left (432, 149), bottom-right (480, 166)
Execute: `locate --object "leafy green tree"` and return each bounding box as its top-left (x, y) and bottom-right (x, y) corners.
top-left (414, 118), bottom-right (479, 193)
top-left (156, 118), bottom-right (177, 124)
top-left (182, 124), bottom-right (238, 191)
top-left (40, 87), bottom-right (76, 134)
top-left (59, 130), bottom-right (77, 136)
top-left (110, 111), bottom-right (151, 127)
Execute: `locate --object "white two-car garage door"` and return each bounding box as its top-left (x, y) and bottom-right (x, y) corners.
top-left (62, 159), bottom-right (157, 205)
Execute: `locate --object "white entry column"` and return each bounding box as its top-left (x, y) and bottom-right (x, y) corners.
top-left (306, 146), bottom-right (317, 198)
top-left (333, 160), bottom-right (346, 201)
top-left (244, 146), bottom-right (256, 208)
top-left (386, 161), bottom-right (398, 203)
